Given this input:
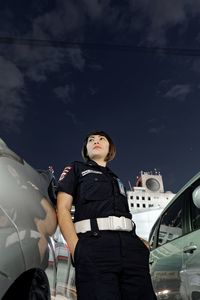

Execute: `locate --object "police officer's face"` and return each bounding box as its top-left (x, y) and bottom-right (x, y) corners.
top-left (86, 135), bottom-right (110, 161)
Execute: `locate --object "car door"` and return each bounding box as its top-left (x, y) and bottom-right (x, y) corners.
top-left (180, 180), bottom-right (200, 300)
top-left (0, 139), bottom-right (57, 298)
top-left (0, 206), bottom-right (25, 299)
top-left (149, 193), bottom-right (185, 299)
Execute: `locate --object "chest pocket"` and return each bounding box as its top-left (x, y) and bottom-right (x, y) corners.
top-left (80, 174), bottom-right (112, 201)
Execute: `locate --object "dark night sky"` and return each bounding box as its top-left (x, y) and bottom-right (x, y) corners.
top-left (1, 0), bottom-right (200, 193)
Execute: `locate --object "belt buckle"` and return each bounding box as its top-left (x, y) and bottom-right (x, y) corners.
top-left (120, 216), bottom-right (126, 230)
top-left (108, 216), bottom-right (125, 230)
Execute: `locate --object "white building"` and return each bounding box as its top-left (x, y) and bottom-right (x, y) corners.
top-left (127, 171), bottom-right (175, 240)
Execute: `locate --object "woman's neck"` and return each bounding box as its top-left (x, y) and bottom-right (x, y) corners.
top-left (92, 158), bottom-right (107, 167)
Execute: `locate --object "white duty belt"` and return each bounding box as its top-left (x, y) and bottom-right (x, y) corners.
top-left (74, 216), bottom-right (133, 234)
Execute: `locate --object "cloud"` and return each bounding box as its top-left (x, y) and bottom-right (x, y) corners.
top-left (89, 86), bottom-right (97, 96)
top-left (129, 0), bottom-right (200, 45)
top-left (0, 56), bottom-right (24, 89)
top-left (54, 83), bottom-right (83, 127)
top-left (191, 58), bottom-right (200, 74)
top-left (0, 0), bottom-right (88, 130)
top-left (0, 56), bottom-right (27, 132)
top-left (32, 0), bottom-right (83, 39)
top-left (82, 0), bottom-right (104, 19)
top-left (54, 84), bottom-right (74, 103)
top-left (0, 90), bottom-right (26, 132)
top-left (148, 125), bottom-right (165, 135)
top-left (148, 127), bottom-right (164, 134)
top-left (65, 110), bottom-right (82, 126)
top-left (2, 0), bottom-right (199, 132)
top-left (19, 46), bottom-right (66, 82)
top-left (67, 48), bottom-right (85, 71)
top-left (0, 0), bottom-right (87, 80)
top-left (163, 84), bottom-right (191, 101)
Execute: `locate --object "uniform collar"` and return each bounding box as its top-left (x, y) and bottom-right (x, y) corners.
top-left (87, 160), bottom-right (98, 167)
top-left (87, 159), bottom-right (109, 169)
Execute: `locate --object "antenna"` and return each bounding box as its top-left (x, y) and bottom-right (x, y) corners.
top-left (128, 181), bottom-right (133, 191)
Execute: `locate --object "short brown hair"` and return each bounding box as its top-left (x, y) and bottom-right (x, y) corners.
top-left (81, 130), bottom-right (116, 162)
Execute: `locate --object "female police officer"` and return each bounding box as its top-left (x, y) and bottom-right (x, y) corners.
top-left (57, 130), bottom-right (157, 300)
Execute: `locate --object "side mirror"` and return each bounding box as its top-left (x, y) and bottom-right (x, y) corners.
top-left (192, 186), bottom-right (200, 209)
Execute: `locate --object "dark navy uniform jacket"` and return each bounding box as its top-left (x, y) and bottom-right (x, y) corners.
top-left (57, 160), bottom-right (132, 222)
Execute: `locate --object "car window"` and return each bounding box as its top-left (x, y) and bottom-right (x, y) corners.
top-left (190, 186), bottom-right (200, 231)
top-left (190, 202), bottom-right (200, 231)
top-left (157, 195), bottom-right (183, 247)
top-left (149, 219), bottom-right (159, 250)
top-left (185, 179), bottom-right (200, 232)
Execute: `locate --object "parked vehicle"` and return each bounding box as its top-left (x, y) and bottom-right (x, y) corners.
top-left (53, 228), bottom-right (76, 300)
top-left (149, 172), bottom-right (200, 299)
top-left (0, 138), bottom-right (57, 299)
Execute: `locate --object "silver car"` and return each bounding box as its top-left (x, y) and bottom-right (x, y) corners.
top-left (149, 172), bottom-right (200, 299)
top-left (0, 138), bottom-right (57, 299)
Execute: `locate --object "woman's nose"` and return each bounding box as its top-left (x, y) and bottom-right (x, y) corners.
top-left (94, 140), bottom-right (99, 144)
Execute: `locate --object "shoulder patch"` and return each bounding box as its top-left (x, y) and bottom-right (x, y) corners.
top-left (59, 166), bottom-right (72, 181)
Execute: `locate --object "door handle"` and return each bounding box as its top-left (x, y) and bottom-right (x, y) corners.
top-left (183, 244), bottom-right (197, 254)
top-left (149, 258), bottom-right (154, 265)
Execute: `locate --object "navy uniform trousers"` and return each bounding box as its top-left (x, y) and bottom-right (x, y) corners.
top-left (73, 228), bottom-right (157, 300)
